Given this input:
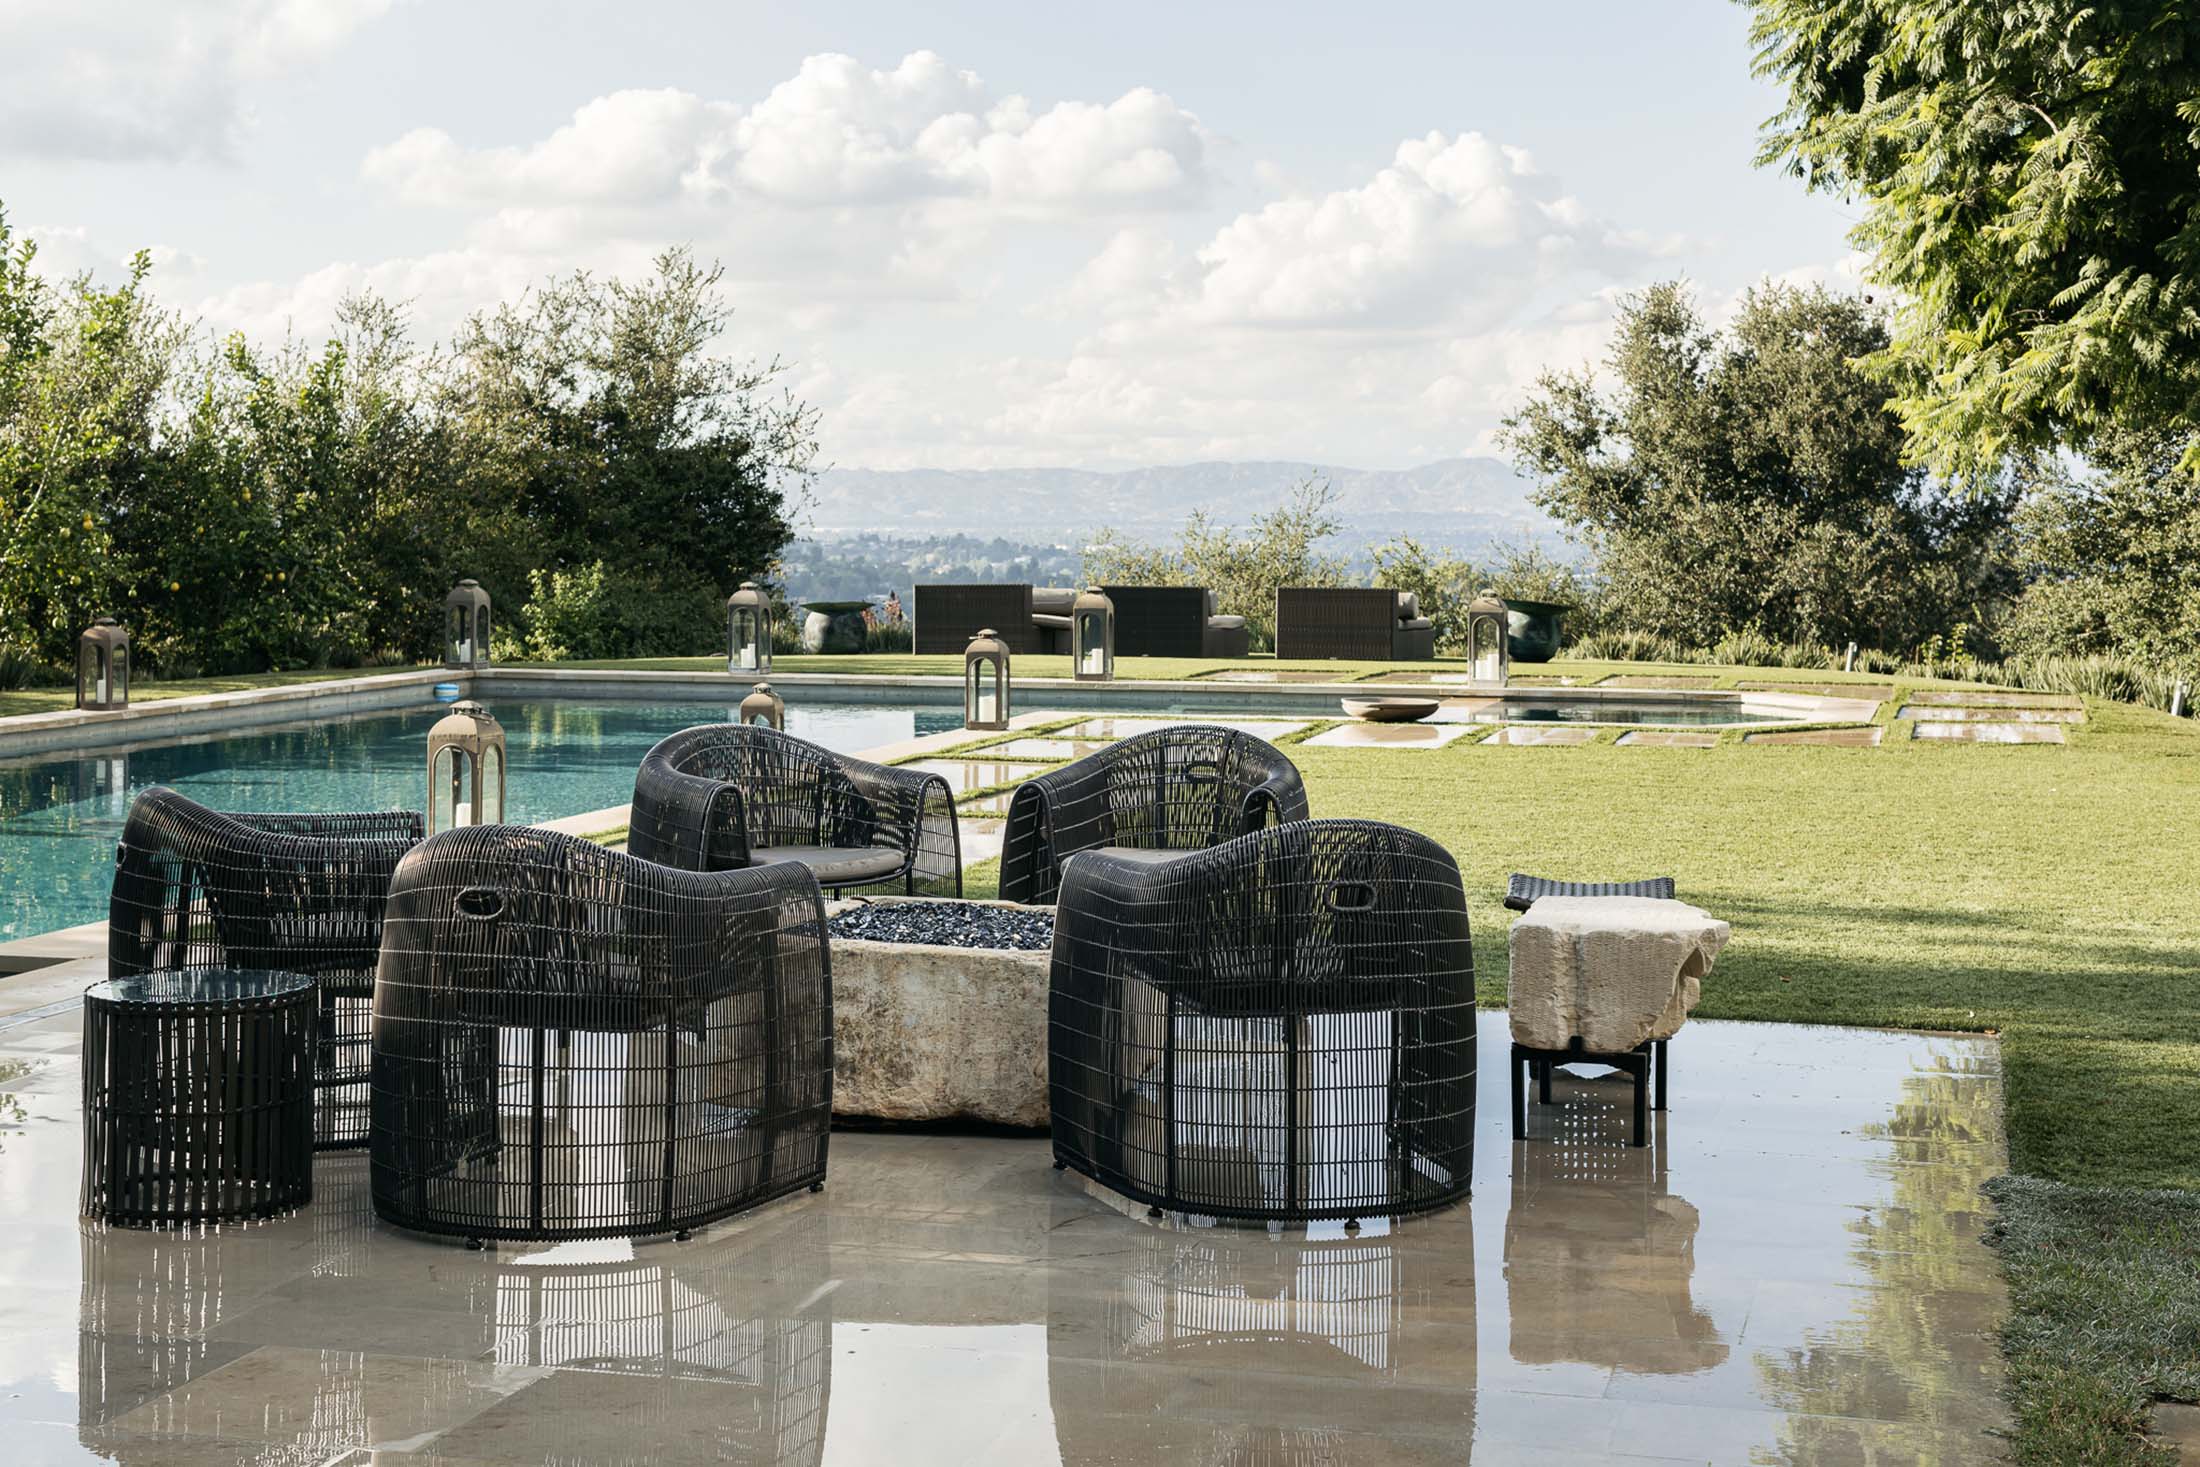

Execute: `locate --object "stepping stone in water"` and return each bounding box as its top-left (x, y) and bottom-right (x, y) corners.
top-left (1479, 725), bottom-right (1597, 745)
top-left (1906, 689), bottom-right (2083, 708)
top-left (1302, 722), bottom-right (1474, 749)
top-left (1743, 726), bottom-right (1885, 747)
top-left (903, 759), bottom-right (1054, 794)
top-left (1616, 730), bottom-right (1719, 747)
top-left (1597, 675), bottom-right (1721, 689)
top-left (1909, 721), bottom-right (2067, 743)
top-left (1896, 706), bottom-right (2083, 723)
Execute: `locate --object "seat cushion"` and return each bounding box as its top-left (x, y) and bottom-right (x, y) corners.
top-left (1032, 587), bottom-right (1077, 614)
top-left (1032, 612), bottom-right (1072, 630)
top-left (1398, 616), bottom-right (1433, 631)
top-left (1207, 614), bottom-right (1248, 630)
top-left (1395, 591), bottom-right (1420, 620)
top-left (749, 844), bottom-right (906, 884)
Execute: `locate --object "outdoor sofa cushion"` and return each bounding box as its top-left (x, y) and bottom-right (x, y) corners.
top-left (746, 844), bottom-right (908, 885)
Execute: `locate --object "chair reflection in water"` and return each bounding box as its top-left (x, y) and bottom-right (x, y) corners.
top-left (1503, 1106), bottom-right (1727, 1375)
top-left (1051, 1218), bottom-right (1470, 1465)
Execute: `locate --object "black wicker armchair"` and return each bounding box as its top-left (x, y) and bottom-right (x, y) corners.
top-left (1049, 818), bottom-right (1475, 1223)
top-left (629, 724), bottom-right (961, 898)
top-left (108, 786), bottom-right (424, 1150)
top-left (368, 824), bottom-right (832, 1243)
top-left (998, 725), bottom-right (1308, 906)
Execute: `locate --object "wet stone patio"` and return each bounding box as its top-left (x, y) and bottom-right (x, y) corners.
top-left (0, 1010), bottom-right (2010, 1465)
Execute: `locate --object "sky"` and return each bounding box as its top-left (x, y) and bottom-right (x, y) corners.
top-left (0, 0), bottom-right (1862, 472)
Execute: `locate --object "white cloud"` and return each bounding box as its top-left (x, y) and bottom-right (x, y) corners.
top-left (0, 0), bottom-right (398, 161)
top-left (361, 51), bottom-right (1211, 213)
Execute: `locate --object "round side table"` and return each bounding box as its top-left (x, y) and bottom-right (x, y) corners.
top-left (82, 968), bottom-right (317, 1227)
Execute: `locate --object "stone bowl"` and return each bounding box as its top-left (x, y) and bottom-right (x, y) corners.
top-left (1340, 696), bottom-right (1440, 723)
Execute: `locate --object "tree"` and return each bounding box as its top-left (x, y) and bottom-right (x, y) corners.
top-left (1746, 0), bottom-right (2200, 473)
top-left (1081, 477), bottom-right (1350, 650)
top-left (2004, 428), bottom-right (2200, 668)
top-left (1499, 281), bottom-right (2016, 652)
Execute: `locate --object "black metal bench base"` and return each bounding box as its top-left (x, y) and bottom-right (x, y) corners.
top-left (1510, 1037), bottom-right (1668, 1147)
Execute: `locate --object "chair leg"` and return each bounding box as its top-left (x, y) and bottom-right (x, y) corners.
top-left (1538, 1060), bottom-right (1553, 1106)
top-left (1630, 1054), bottom-right (1648, 1148)
top-left (1654, 1039), bottom-right (1669, 1112)
top-left (1510, 1047), bottom-right (1526, 1141)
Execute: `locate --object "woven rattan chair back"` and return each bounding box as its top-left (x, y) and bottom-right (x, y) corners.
top-left (1049, 818), bottom-right (1474, 1222)
top-left (109, 786), bottom-right (423, 1149)
top-left (999, 725), bottom-right (1308, 906)
top-left (368, 823), bottom-right (831, 1242)
top-left (630, 724), bottom-right (961, 896)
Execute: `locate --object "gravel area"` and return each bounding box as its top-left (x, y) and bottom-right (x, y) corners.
top-left (829, 901), bottom-right (1055, 951)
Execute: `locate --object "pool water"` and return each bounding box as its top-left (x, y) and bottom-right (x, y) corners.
top-left (0, 698), bottom-right (962, 942)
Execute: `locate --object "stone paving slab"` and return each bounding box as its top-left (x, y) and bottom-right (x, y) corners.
top-left (1596, 675), bottom-right (1721, 689)
top-left (1480, 726), bottom-right (1598, 745)
top-left (1055, 716), bottom-right (1307, 741)
top-left (986, 737), bottom-right (1112, 759)
top-left (1910, 721), bottom-right (2067, 744)
top-left (1734, 681), bottom-right (1897, 699)
top-left (1896, 705), bottom-right (2084, 723)
top-left (1616, 730), bottom-right (1720, 747)
top-left (903, 759), bottom-right (1055, 794)
top-left (1189, 669), bottom-right (1350, 683)
top-left (1302, 722), bottom-right (1474, 750)
top-left (1907, 690), bottom-right (2084, 709)
top-left (1743, 726), bottom-right (1886, 747)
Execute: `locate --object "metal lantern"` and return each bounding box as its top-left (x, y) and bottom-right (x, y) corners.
top-left (738, 680), bottom-right (785, 730)
top-left (76, 617), bottom-right (130, 711)
top-left (727, 582), bottom-right (772, 676)
top-left (444, 580), bottom-right (492, 670)
top-left (1072, 587), bottom-right (1115, 682)
top-left (964, 628), bottom-right (1011, 731)
top-left (426, 699), bottom-right (506, 835)
top-left (1467, 590), bottom-right (1510, 685)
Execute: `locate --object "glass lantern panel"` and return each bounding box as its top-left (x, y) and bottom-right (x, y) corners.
top-left (111, 644), bottom-right (127, 702)
top-left (448, 607), bottom-right (470, 665)
top-left (431, 747), bottom-right (466, 832)
top-left (731, 610), bottom-right (760, 671)
top-left (479, 745), bottom-right (504, 824)
top-left (1077, 615), bottom-right (1108, 675)
top-left (78, 643), bottom-right (98, 704)
top-left (474, 606), bottom-right (491, 660)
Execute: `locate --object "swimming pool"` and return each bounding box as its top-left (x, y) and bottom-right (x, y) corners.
top-left (0, 697), bottom-right (964, 942)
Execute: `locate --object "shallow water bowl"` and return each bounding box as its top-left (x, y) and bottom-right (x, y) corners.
top-left (1341, 697), bottom-right (1439, 723)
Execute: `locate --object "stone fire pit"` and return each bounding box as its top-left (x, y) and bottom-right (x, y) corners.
top-left (825, 897), bottom-right (1053, 1128)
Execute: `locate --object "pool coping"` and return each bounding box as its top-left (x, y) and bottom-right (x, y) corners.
top-left (0, 667), bottom-right (1873, 760)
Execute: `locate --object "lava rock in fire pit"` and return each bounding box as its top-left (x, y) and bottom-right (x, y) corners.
top-left (829, 900), bottom-right (1055, 952)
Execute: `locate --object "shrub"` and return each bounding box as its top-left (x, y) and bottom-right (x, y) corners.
top-left (509, 561), bottom-right (723, 661)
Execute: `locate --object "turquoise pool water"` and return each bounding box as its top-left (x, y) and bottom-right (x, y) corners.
top-left (0, 698), bottom-right (963, 942)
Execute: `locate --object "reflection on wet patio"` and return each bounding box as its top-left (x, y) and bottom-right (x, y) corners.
top-left (0, 1011), bottom-right (2009, 1464)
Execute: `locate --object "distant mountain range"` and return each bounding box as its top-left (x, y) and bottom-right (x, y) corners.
top-left (804, 457), bottom-right (1554, 553)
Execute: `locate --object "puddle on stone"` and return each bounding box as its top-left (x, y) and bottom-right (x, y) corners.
top-left (1743, 726), bottom-right (1885, 747)
top-left (903, 759), bottom-right (1055, 793)
top-left (1735, 681), bottom-right (1897, 699)
top-left (1302, 722), bottom-right (1474, 749)
top-left (1056, 717), bottom-right (1307, 741)
top-left (986, 738), bottom-right (1111, 760)
top-left (1910, 722), bottom-right (2067, 744)
top-left (1896, 706), bottom-right (2083, 724)
top-left (1906, 690), bottom-right (2083, 709)
top-left (1597, 675), bottom-right (1720, 689)
top-left (1480, 726), bottom-right (1597, 746)
top-left (1616, 730), bottom-right (1719, 748)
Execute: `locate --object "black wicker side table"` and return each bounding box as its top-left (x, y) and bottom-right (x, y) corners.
top-left (82, 968), bottom-right (317, 1227)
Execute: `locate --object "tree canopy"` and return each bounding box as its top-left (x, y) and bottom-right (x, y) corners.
top-left (1747, 0), bottom-right (2200, 472)
top-left (1499, 280), bottom-right (2016, 652)
top-left (0, 208), bottom-right (813, 676)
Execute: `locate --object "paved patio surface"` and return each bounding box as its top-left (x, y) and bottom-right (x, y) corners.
top-left (0, 1010), bottom-right (2010, 1465)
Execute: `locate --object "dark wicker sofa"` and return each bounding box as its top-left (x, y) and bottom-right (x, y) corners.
top-left (997, 725), bottom-right (1307, 906)
top-left (1101, 585), bottom-right (1251, 659)
top-left (1048, 817), bottom-right (1476, 1221)
top-left (630, 724), bottom-right (961, 897)
top-left (1273, 587), bottom-right (1435, 660)
top-left (108, 786), bottom-right (425, 1150)
top-left (913, 583), bottom-right (1041, 655)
